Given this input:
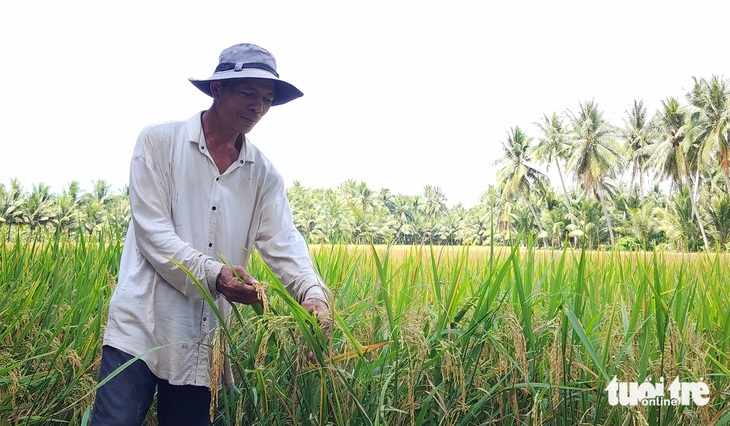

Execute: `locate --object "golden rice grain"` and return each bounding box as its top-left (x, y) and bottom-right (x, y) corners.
top-left (209, 327), bottom-right (227, 422)
top-left (253, 281), bottom-right (269, 313)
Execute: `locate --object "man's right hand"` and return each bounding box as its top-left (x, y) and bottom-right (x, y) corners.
top-left (215, 265), bottom-right (265, 304)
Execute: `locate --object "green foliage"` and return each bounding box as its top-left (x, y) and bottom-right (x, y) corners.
top-left (2, 232), bottom-right (729, 425)
top-left (0, 232), bottom-right (120, 425)
top-left (3, 76), bottom-right (730, 252)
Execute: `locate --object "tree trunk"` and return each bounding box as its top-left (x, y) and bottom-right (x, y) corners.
top-left (639, 169), bottom-right (645, 198)
top-left (690, 169), bottom-right (711, 250)
top-left (555, 158), bottom-right (574, 220)
top-left (629, 163), bottom-right (637, 198)
top-left (526, 197), bottom-right (547, 247)
top-left (596, 185), bottom-right (616, 246)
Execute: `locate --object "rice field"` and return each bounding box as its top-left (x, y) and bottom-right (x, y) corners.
top-left (1, 232), bottom-right (729, 425)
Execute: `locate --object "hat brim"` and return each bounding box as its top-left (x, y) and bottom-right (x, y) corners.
top-left (189, 68), bottom-right (303, 106)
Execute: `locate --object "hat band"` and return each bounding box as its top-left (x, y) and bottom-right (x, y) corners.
top-left (214, 62), bottom-right (279, 77)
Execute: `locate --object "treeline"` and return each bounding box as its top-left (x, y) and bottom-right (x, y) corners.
top-left (2, 75), bottom-right (728, 251)
top-left (0, 179), bottom-right (129, 240)
top-left (0, 175), bottom-right (725, 252)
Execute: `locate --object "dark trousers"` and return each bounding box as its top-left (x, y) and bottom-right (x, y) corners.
top-left (91, 345), bottom-right (211, 426)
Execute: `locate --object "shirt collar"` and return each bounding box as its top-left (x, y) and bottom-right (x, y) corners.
top-left (187, 112), bottom-right (255, 164)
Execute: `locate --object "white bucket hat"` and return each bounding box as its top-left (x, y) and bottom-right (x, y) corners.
top-left (189, 43), bottom-right (303, 106)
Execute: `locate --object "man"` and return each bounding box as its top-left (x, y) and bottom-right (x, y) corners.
top-left (91, 43), bottom-right (331, 425)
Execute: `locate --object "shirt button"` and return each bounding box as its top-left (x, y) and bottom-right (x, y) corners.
top-left (203, 316), bottom-right (207, 322)
top-left (208, 243), bottom-right (213, 247)
top-left (239, 160), bottom-right (244, 164)
top-left (212, 206), bottom-right (217, 211)
top-left (215, 177), bottom-right (220, 181)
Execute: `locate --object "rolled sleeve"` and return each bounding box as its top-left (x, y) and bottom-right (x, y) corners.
top-left (205, 259), bottom-right (225, 298)
top-left (303, 284), bottom-right (330, 307)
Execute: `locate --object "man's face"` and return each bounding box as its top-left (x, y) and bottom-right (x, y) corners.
top-left (211, 78), bottom-right (276, 134)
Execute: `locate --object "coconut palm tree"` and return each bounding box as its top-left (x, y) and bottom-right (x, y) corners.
top-left (532, 112), bottom-right (574, 218)
top-left (620, 99), bottom-right (656, 197)
top-left (0, 179), bottom-right (26, 240)
top-left (390, 194), bottom-right (420, 244)
top-left (509, 199), bottom-right (536, 242)
top-left (638, 97), bottom-right (710, 249)
top-left (288, 181), bottom-right (319, 241)
top-left (436, 204), bottom-right (465, 245)
top-left (422, 185), bottom-right (447, 220)
top-left (495, 126), bottom-right (549, 240)
top-left (56, 192), bottom-right (81, 236)
top-left (617, 202), bottom-right (662, 250)
top-left (658, 188), bottom-right (705, 251)
top-left (565, 100), bottom-right (624, 246)
top-left (421, 185), bottom-right (447, 242)
top-left (681, 109), bottom-right (713, 250)
top-left (538, 187), bottom-right (571, 247)
top-left (84, 179), bottom-right (113, 205)
top-left (339, 180), bottom-right (375, 213)
top-left (80, 197), bottom-right (107, 236)
top-left (567, 191), bottom-right (604, 248)
top-left (640, 97), bottom-right (687, 196)
top-left (707, 193), bottom-right (730, 249)
top-left (683, 75), bottom-right (730, 193)
top-left (377, 188), bottom-right (396, 215)
top-left (23, 183), bottom-right (57, 236)
top-left (461, 188), bottom-right (501, 245)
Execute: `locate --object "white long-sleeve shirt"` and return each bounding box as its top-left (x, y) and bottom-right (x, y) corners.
top-left (103, 112), bottom-right (327, 387)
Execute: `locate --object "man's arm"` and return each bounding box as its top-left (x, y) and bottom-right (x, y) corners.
top-left (128, 131), bottom-right (223, 298)
top-left (253, 174), bottom-right (332, 334)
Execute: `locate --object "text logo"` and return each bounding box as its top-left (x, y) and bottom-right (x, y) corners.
top-left (605, 376), bottom-right (710, 407)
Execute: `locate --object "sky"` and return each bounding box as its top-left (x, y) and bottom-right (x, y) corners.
top-left (1, 0), bottom-right (728, 208)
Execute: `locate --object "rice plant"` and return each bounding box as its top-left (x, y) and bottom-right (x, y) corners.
top-left (1, 231), bottom-right (729, 425)
top-left (1, 230), bottom-right (120, 425)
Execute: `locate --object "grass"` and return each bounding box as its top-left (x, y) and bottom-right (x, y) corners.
top-left (1, 233), bottom-right (729, 425)
top-left (1, 231), bottom-right (119, 424)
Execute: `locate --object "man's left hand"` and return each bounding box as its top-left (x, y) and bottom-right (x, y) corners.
top-left (301, 298), bottom-right (332, 340)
